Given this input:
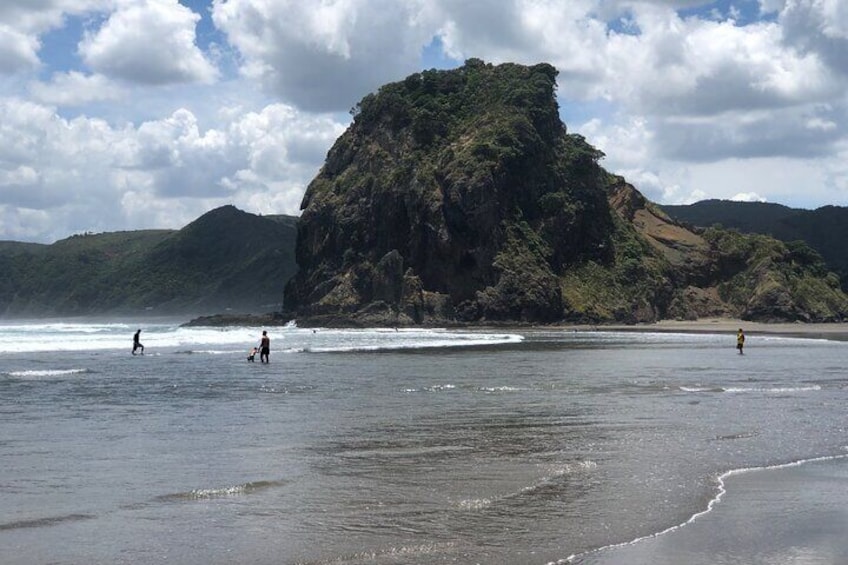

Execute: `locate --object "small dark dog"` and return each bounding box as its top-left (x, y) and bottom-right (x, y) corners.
top-left (247, 347), bottom-right (258, 362)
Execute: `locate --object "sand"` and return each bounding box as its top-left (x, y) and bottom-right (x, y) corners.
top-left (573, 456), bottom-right (848, 565)
top-left (569, 318), bottom-right (848, 342)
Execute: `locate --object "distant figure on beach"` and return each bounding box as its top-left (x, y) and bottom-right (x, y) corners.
top-left (247, 347), bottom-right (258, 362)
top-left (737, 328), bottom-right (745, 354)
top-left (132, 329), bottom-right (144, 355)
top-left (259, 330), bottom-right (270, 363)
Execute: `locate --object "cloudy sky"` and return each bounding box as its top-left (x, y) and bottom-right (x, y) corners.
top-left (1, 0), bottom-right (846, 243)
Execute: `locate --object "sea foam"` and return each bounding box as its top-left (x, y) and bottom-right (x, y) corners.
top-left (6, 368), bottom-right (89, 378)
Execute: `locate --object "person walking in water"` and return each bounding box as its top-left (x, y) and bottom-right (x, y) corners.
top-left (736, 328), bottom-right (745, 355)
top-left (259, 330), bottom-right (270, 363)
top-left (132, 329), bottom-right (144, 355)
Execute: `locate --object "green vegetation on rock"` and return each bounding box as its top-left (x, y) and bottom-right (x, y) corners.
top-left (284, 60), bottom-right (848, 325)
top-left (662, 199), bottom-right (848, 293)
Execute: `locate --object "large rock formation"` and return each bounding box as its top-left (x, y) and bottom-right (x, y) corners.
top-left (283, 60), bottom-right (848, 326)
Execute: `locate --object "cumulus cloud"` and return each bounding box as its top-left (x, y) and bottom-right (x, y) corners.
top-left (0, 24), bottom-right (41, 73)
top-left (212, 0), bottom-right (436, 111)
top-left (0, 0), bottom-right (112, 74)
top-left (80, 0), bottom-right (218, 85)
top-left (0, 96), bottom-right (346, 242)
top-left (28, 71), bottom-right (125, 105)
top-left (780, 0), bottom-right (848, 75)
top-left (731, 192), bottom-right (767, 202)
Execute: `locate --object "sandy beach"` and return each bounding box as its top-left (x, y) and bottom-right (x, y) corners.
top-left (575, 318), bottom-right (848, 342)
top-left (565, 317), bottom-right (848, 565)
top-left (573, 455), bottom-right (848, 565)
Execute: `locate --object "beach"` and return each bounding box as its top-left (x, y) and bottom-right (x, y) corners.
top-left (572, 317), bottom-right (848, 341)
top-left (560, 318), bottom-right (848, 564)
top-left (570, 455), bottom-right (848, 564)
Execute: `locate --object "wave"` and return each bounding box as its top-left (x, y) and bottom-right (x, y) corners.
top-left (404, 384), bottom-right (456, 393)
top-left (0, 322), bottom-right (523, 354)
top-left (456, 460), bottom-right (597, 513)
top-left (157, 479), bottom-right (285, 501)
top-left (304, 333), bottom-right (524, 353)
top-left (0, 513), bottom-right (94, 531)
top-left (680, 385), bottom-right (821, 394)
top-left (5, 368), bottom-right (90, 378)
top-left (404, 383), bottom-right (527, 394)
top-left (173, 349), bottom-right (233, 355)
top-left (477, 385), bottom-right (524, 393)
top-left (724, 385), bottom-right (821, 393)
top-left (291, 541), bottom-right (457, 565)
top-left (557, 452), bottom-right (848, 564)
top-left (679, 386), bottom-right (724, 393)
top-left (259, 384), bottom-right (317, 394)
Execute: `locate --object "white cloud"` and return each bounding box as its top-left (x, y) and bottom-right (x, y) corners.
top-left (0, 96), bottom-right (346, 242)
top-left (29, 71), bottom-right (124, 105)
top-left (731, 192), bottom-right (767, 202)
top-left (212, 0), bottom-right (436, 111)
top-left (80, 0), bottom-right (218, 85)
top-left (0, 0), bottom-right (114, 74)
top-left (0, 24), bottom-right (41, 73)
top-left (780, 0), bottom-right (848, 74)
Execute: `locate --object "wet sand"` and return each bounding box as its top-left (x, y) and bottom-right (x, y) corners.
top-left (565, 318), bottom-right (848, 565)
top-left (571, 318), bottom-right (848, 342)
top-left (571, 455), bottom-right (848, 565)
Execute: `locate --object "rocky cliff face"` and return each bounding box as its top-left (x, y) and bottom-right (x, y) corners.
top-left (283, 60), bottom-right (848, 325)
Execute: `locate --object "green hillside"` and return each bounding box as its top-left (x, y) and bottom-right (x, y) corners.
top-left (0, 206), bottom-right (298, 317)
top-left (662, 200), bottom-right (848, 291)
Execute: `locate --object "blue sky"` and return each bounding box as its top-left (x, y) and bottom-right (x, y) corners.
top-left (1, 0), bottom-right (847, 242)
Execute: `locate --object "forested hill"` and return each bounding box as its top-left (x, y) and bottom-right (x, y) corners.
top-left (0, 205), bottom-right (298, 317)
top-left (282, 59), bottom-right (848, 325)
top-left (661, 200), bottom-right (848, 291)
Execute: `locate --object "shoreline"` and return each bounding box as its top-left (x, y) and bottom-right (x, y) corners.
top-left (569, 453), bottom-right (848, 564)
top-left (588, 318), bottom-right (848, 342)
top-left (177, 313), bottom-right (848, 341)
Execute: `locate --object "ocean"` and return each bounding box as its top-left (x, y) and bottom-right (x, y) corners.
top-left (1, 320), bottom-right (847, 564)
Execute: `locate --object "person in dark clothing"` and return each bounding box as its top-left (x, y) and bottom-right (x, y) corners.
top-left (132, 329), bottom-right (144, 355)
top-left (259, 331), bottom-right (270, 363)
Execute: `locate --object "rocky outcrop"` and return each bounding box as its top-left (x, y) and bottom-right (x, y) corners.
top-left (283, 60), bottom-right (848, 326)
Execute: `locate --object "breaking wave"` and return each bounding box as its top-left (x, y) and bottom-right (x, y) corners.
top-left (157, 480), bottom-right (285, 501)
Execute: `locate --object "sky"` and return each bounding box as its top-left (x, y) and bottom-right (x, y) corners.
top-left (1, 0), bottom-right (847, 243)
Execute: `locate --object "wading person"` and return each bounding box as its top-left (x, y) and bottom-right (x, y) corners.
top-left (736, 328), bottom-right (745, 355)
top-left (259, 330), bottom-right (270, 363)
top-left (132, 329), bottom-right (144, 355)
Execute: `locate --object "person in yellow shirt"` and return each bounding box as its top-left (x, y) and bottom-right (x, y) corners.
top-left (736, 328), bottom-right (745, 354)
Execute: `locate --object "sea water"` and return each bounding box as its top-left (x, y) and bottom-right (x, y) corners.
top-left (1, 320), bottom-right (847, 564)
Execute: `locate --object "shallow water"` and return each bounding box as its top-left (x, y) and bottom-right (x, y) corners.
top-left (1, 322), bottom-right (847, 564)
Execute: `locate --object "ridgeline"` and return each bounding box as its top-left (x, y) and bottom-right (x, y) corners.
top-left (0, 206), bottom-right (298, 318)
top-left (661, 200), bottom-right (848, 293)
